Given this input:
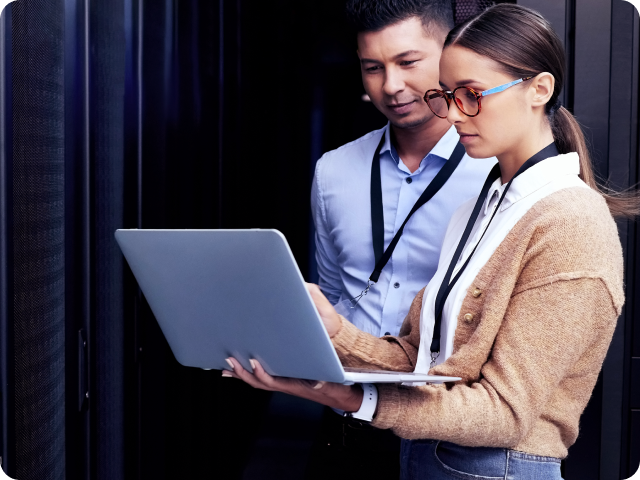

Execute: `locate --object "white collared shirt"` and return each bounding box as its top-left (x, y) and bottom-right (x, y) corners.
top-left (312, 124), bottom-right (496, 337)
top-left (415, 153), bottom-right (587, 372)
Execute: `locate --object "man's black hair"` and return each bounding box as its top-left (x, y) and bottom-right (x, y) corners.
top-left (345, 0), bottom-right (454, 38)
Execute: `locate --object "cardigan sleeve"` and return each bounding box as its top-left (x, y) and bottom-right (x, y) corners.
top-left (371, 277), bottom-right (618, 447)
top-left (331, 287), bottom-right (425, 371)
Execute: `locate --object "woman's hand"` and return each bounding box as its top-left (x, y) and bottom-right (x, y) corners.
top-left (306, 283), bottom-right (341, 338)
top-left (223, 357), bottom-right (364, 413)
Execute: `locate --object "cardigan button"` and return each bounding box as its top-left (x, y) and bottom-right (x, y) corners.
top-left (463, 313), bottom-right (474, 323)
top-left (472, 288), bottom-right (482, 298)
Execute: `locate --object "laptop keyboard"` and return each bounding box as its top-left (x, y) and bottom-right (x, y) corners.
top-left (343, 367), bottom-right (413, 375)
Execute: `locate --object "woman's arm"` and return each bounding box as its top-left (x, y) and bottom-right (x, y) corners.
top-left (371, 277), bottom-right (618, 448)
top-left (309, 283), bottom-right (425, 372)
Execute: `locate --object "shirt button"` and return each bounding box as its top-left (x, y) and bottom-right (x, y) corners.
top-left (384, 332), bottom-right (391, 336)
top-left (463, 313), bottom-right (474, 323)
top-left (394, 282), bottom-right (400, 288)
top-left (406, 177), bottom-right (412, 184)
top-left (472, 288), bottom-right (482, 298)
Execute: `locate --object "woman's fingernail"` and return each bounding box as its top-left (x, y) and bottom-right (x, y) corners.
top-left (313, 381), bottom-right (325, 390)
top-left (225, 358), bottom-right (234, 370)
top-left (222, 371), bottom-right (233, 377)
top-left (249, 359), bottom-right (256, 370)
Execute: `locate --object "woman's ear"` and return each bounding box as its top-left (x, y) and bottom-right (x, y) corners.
top-left (530, 72), bottom-right (555, 108)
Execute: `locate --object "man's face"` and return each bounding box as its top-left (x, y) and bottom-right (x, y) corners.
top-left (357, 17), bottom-right (444, 130)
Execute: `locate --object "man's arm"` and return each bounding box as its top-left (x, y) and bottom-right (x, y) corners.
top-left (311, 159), bottom-right (343, 305)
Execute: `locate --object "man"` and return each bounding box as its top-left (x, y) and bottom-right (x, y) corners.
top-left (307, 0), bottom-right (496, 477)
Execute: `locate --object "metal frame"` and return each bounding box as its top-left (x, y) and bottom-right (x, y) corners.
top-left (0, 5), bottom-right (13, 478)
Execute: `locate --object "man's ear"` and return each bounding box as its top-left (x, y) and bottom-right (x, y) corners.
top-left (530, 72), bottom-right (555, 108)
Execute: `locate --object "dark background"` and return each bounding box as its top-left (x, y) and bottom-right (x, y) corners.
top-left (0, 0), bottom-right (638, 479)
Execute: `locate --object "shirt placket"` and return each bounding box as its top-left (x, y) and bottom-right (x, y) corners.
top-left (379, 168), bottom-right (416, 337)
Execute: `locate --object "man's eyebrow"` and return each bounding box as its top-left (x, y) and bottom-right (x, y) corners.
top-left (360, 50), bottom-right (423, 64)
top-left (393, 50), bottom-right (422, 60)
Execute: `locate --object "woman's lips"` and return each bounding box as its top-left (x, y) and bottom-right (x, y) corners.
top-left (387, 101), bottom-right (416, 115)
top-left (458, 134), bottom-right (479, 144)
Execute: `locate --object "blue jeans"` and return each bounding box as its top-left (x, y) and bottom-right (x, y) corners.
top-left (400, 439), bottom-right (563, 480)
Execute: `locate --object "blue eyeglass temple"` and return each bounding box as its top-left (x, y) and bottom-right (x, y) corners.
top-left (480, 77), bottom-right (532, 97)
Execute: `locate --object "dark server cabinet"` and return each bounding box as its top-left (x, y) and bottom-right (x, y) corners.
top-left (0, 1), bottom-right (638, 479)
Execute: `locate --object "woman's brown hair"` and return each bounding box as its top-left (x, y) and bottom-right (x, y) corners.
top-left (445, 3), bottom-right (640, 218)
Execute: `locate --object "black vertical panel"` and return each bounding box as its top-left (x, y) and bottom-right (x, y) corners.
top-left (63, 0), bottom-right (90, 478)
top-left (573, 0), bottom-right (611, 178)
top-left (0, 5), bottom-right (13, 477)
top-left (122, 0), bottom-right (142, 477)
top-left (11, 1), bottom-right (65, 479)
top-left (136, 2), bottom-right (169, 476)
top-left (562, 1), bottom-right (609, 479)
top-left (89, 0), bottom-right (126, 479)
top-left (606, 3), bottom-right (639, 479)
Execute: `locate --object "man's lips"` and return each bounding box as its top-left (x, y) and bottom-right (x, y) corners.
top-left (387, 100), bottom-right (416, 115)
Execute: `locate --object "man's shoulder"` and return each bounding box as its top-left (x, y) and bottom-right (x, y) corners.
top-left (316, 126), bottom-right (386, 172)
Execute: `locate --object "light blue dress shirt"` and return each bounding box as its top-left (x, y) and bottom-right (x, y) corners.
top-left (311, 123), bottom-right (497, 337)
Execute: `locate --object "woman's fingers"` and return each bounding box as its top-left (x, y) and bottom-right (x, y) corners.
top-left (306, 283), bottom-right (342, 338)
top-left (223, 358), bottom-right (362, 412)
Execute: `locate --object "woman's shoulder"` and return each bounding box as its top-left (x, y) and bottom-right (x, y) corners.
top-left (523, 185), bottom-right (617, 242)
top-left (509, 186), bottom-right (624, 312)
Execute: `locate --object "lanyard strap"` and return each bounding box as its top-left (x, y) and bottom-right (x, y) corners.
top-left (370, 132), bottom-right (466, 283)
top-left (430, 142), bottom-right (560, 356)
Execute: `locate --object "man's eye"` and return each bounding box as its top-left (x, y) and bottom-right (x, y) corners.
top-left (365, 65), bottom-right (382, 72)
top-left (400, 60), bottom-right (417, 66)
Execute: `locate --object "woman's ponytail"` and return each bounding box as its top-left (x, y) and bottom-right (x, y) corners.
top-left (446, 3), bottom-right (640, 219)
top-left (551, 106), bottom-right (640, 218)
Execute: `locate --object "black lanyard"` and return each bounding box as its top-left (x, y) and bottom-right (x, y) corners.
top-left (369, 132), bottom-right (466, 284)
top-left (429, 142), bottom-right (560, 363)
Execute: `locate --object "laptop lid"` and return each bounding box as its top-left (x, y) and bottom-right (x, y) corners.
top-left (115, 229), bottom-right (349, 383)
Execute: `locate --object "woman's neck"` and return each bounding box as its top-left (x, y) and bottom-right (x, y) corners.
top-left (497, 128), bottom-right (555, 183)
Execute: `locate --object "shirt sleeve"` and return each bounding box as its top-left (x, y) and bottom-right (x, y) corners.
top-left (311, 159), bottom-right (343, 305)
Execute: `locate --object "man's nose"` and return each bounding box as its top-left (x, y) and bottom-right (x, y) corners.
top-left (382, 66), bottom-right (405, 96)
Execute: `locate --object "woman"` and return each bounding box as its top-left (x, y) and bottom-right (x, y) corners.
top-left (223, 5), bottom-right (636, 479)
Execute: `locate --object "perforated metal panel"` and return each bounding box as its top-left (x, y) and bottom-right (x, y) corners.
top-left (11, 0), bottom-right (65, 479)
top-left (453, 0), bottom-right (495, 24)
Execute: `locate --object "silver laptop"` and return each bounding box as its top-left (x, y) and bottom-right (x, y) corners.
top-left (115, 229), bottom-right (460, 385)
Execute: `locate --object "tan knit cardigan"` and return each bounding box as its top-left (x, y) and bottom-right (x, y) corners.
top-left (332, 187), bottom-right (624, 459)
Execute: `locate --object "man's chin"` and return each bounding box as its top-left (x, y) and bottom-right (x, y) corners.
top-left (389, 114), bottom-right (439, 130)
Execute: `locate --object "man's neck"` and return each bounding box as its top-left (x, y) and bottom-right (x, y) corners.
top-left (391, 119), bottom-right (451, 173)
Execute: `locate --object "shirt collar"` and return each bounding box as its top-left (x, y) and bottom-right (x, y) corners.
top-left (483, 152), bottom-right (580, 214)
top-left (380, 122), bottom-right (461, 168)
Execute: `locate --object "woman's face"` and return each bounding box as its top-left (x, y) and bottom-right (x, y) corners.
top-left (438, 45), bottom-right (535, 160)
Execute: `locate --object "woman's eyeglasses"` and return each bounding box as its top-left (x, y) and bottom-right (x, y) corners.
top-left (423, 76), bottom-right (534, 118)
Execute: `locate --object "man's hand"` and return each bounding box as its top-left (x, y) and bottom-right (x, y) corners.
top-left (306, 283), bottom-right (342, 338)
top-left (223, 357), bottom-right (364, 413)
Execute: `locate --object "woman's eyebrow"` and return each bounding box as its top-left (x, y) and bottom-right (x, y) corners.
top-left (456, 79), bottom-right (486, 88)
top-left (440, 79), bottom-right (486, 90)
